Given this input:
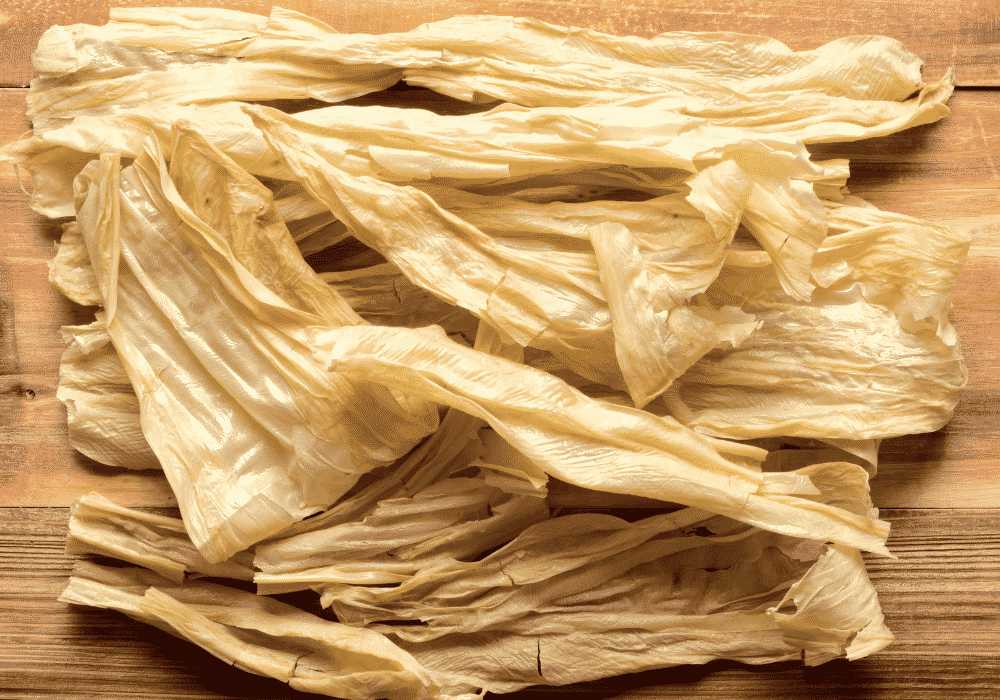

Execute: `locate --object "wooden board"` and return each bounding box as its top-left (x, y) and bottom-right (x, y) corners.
top-left (1, 1), bottom-right (999, 699)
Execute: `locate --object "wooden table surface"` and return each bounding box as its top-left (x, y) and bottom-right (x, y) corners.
top-left (1, 1), bottom-right (999, 698)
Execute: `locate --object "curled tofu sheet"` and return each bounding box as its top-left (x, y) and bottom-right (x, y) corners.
top-left (249, 107), bottom-right (794, 401)
top-left (27, 7), bottom-right (949, 130)
top-left (666, 202), bottom-right (971, 441)
top-left (60, 462), bottom-right (890, 696)
top-left (4, 3), bottom-right (951, 215)
top-left (58, 561), bottom-right (452, 700)
top-left (57, 315), bottom-right (159, 471)
top-left (308, 322), bottom-right (891, 558)
top-left (72, 136), bottom-right (438, 562)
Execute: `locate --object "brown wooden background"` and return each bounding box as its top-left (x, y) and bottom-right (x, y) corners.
top-left (1, 1), bottom-right (999, 698)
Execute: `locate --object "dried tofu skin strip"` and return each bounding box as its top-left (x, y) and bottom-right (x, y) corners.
top-left (392, 538), bottom-right (887, 689)
top-left (251, 110), bottom-right (776, 397)
top-left (48, 221), bottom-right (101, 305)
top-left (667, 297), bottom-right (967, 440)
top-left (816, 202), bottom-right (970, 344)
top-left (49, 221), bottom-right (157, 469)
top-left (309, 323), bottom-right (891, 556)
top-left (58, 561), bottom-right (456, 700)
top-left (311, 463), bottom-right (888, 691)
top-left (66, 492), bottom-right (254, 582)
top-left (60, 460), bottom-right (887, 696)
top-left (73, 140), bottom-right (437, 562)
top-left (666, 202), bottom-right (970, 440)
top-left (34, 7), bottom-right (949, 130)
top-left (57, 315), bottom-right (158, 471)
top-left (395, 541), bottom-right (888, 691)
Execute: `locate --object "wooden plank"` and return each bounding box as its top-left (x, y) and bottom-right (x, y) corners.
top-left (1, 0), bottom-right (998, 86)
top-left (1, 507), bottom-right (997, 699)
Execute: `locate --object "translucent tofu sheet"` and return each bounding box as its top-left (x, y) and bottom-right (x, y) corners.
top-left (0, 6), bottom-right (971, 697)
top-left (666, 202), bottom-right (970, 440)
top-left (72, 140), bottom-right (438, 563)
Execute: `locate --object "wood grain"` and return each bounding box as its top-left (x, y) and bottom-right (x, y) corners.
top-left (2, 507), bottom-right (997, 699)
top-left (1, 0), bottom-right (998, 86)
